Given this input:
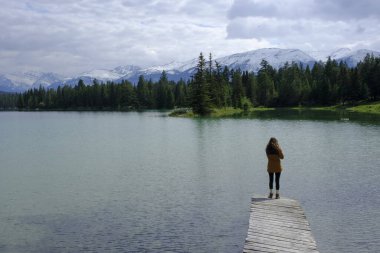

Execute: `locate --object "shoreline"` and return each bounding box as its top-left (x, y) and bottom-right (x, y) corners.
top-left (169, 101), bottom-right (380, 117)
top-left (2, 101), bottom-right (379, 116)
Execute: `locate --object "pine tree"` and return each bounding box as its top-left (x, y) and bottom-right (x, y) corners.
top-left (213, 62), bottom-right (230, 107)
top-left (156, 71), bottom-right (169, 109)
top-left (257, 60), bottom-right (276, 106)
top-left (359, 54), bottom-right (380, 100)
top-left (17, 94), bottom-right (25, 108)
top-left (174, 79), bottom-right (187, 107)
top-left (137, 75), bottom-right (150, 108)
top-left (191, 53), bottom-right (212, 115)
top-left (207, 53), bottom-right (218, 107)
top-left (231, 70), bottom-right (245, 108)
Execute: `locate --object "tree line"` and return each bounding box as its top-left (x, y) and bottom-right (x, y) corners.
top-left (0, 53), bottom-right (379, 113)
top-left (14, 74), bottom-right (189, 110)
top-left (190, 52), bottom-right (380, 114)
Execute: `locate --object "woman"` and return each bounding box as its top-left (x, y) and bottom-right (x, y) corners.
top-left (266, 137), bottom-right (284, 199)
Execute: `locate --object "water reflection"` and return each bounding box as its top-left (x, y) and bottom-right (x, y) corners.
top-left (231, 109), bottom-right (380, 125)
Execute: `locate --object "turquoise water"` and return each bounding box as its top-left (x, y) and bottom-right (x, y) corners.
top-left (0, 111), bottom-right (379, 252)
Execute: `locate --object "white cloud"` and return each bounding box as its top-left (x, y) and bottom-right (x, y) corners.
top-left (0, 0), bottom-right (237, 75)
top-left (0, 0), bottom-right (379, 75)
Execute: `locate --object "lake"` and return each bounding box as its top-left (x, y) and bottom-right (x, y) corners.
top-left (0, 110), bottom-right (379, 253)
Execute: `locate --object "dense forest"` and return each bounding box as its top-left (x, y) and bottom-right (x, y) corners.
top-left (0, 92), bottom-right (19, 109)
top-left (0, 53), bottom-right (379, 114)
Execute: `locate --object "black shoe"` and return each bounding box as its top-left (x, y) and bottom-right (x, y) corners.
top-left (268, 193), bottom-right (273, 198)
top-left (275, 194), bottom-right (280, 199)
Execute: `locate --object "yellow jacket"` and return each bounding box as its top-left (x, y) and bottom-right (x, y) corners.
top-left (267, 149), bottom-right (284, 173)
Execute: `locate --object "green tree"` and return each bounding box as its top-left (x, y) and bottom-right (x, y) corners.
top-left (242, 71), bottom-right (257, 105)
top-left (191, 53), bottom-right (212, 115)
top-left (337, 62), bottom-right (351, 104)
top-left (359, 54), bottom-right (380, 100)
top-left (156, 71), bottom-right (169, 109)
top-left (257, 60), bottom-right (276, 106)
top-left (231, 70), bottom-right (245, 108)
top-left (136, 75), bottom-right (150, 108)
top-left (174, 79), bottom-right (187, 107)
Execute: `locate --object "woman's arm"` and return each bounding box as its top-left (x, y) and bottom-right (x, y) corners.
top-left (275, 144), bottom-right (284, 159)
top-left (278, 148), bottom-right (284, 159)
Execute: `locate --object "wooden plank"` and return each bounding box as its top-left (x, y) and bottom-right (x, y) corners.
top-left (249, 216), bottom-right (311, 229)
top-left (247, 228), bottom-right (316, 243)
top-left (247, 227), bottom-right (317, 241)
top-left (243, 197), bottom-right (320, 253)
top-left (251, 206), bottom-right (306, 216)
top-left (246, 236), bottom-right (317, 250)
top-left (250, 213), bottom-right (309, 225)
top-left (250, 207), bottom-right (306, 215)
top-left (250, 214), bottom-right (310, 225)
top-left (251, 205), bottom-right (305, 213)
top-left (245, 243), bottom-right (316, 253)
top-left (244, 241), bottom-right (319, 253)
top-left (249, 219), bottom-right (311, 231)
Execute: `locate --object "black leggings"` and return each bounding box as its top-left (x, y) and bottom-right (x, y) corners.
top-left (268, 172), bottom-right (281, 190)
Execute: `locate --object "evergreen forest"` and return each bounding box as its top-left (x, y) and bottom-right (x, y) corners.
top-left (1, 53), bottom-right (379, 115)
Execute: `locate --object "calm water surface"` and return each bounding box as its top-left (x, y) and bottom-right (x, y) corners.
top-left (0, 111), bottom-right (379, 253)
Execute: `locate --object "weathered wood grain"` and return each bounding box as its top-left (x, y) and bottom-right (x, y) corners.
top-left (243, 197), bottom-right (319, 253)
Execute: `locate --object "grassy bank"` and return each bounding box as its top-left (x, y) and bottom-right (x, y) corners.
top-left (170, 101), bottom-right (380, 117)
top-left (344, 101), bottom-right (380, 114)
top-left (294, 101), bottom-right (380, 115)
top-left (169, 107), bottom-right (275, 117)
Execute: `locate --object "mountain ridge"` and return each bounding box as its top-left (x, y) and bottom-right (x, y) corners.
top-left (1, 48), bottom-right (379, 92)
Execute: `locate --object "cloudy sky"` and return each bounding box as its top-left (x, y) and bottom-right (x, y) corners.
top-left (1, 0), bottom-right (379, 75)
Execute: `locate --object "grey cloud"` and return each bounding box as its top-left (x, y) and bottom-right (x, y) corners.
top-left (316, 0), bottom-right (380, 20)
top-left (227, 17), bottom-right (309, 40)
top-left (356, 26), bottom-right (365, 34)
top-left (226, 0), bottom-right (380, 52)
top-left (122, 0), bottom-right (174, 15)
top-left (366, 40), bottom-right (380, 51)
top-left (181, 0), bottom-right (231, 17)
top-left (227, 0), bottom-right (279, 19)
top-left (228, 0), bottom-right (380, 21)
top-left (228, 0), bottom-right (312, 20)
top-left (122, 0), bottom-right (152, 7)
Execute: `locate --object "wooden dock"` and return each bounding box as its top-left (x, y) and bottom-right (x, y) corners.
top-left (243, 197), bottom-right (319, 253)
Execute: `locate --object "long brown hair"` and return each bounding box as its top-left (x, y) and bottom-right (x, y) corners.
top-left (266, 137), bottom-right (280, 155)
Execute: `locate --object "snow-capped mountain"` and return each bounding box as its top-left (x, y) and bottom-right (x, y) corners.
top-left (49, 65), bottom-right (142, 89)
top-left (307, 48), bottom-right (380, 66)
top-left (122, 49), bottom-right (317, 83)
top-left (335, 49), bottom-right (380, 67)
top-left (308, 48), bottom-right (352, 62)
top-left (328, 48), bottom-right (352, 60)
top-left (216, 48), bottom-right (316, 72)
top-left (0, 75), bottom-right (20, 92)
top-left (1, 48), bottom-right (379, 92)
top-left (113, 65), bottom-right (142, 76)
top-left (79, 67), bottom-right (137, 80)
top-left (141, 58), bottom-right (198, 74)
top-left (0, 71), bottom-right (63, 92)
top-left (120, 58), bottom-right (198, 84)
